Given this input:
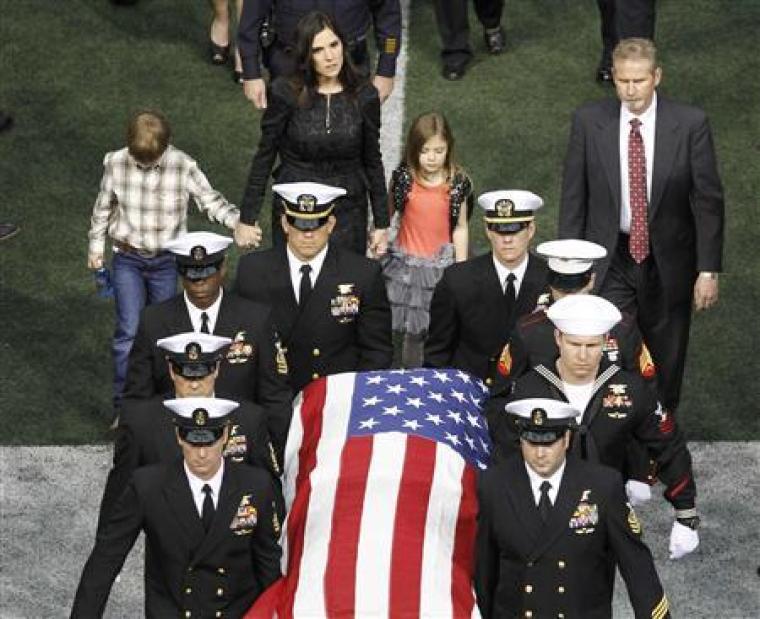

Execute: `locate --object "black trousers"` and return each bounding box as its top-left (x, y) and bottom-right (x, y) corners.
top-left (596, 0), bottom-right (657, 67)
top-left (601, 235), bottom-right (692, 413)
top-left (432, 0), bottom-right (504, 64)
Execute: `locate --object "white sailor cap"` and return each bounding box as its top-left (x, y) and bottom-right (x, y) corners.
top-left (506, 398), bottom-right (578, 443)
top-left (164, 232), bottom-right (233, 280)
top-left (164, 396), bottom-right (239, 445)
top-left (273, 182), bottom-right (347, 230)
top-left (478, 190), bottom-right (543, 233)
top-left (157, 332), bottom-right (232, 378)
top-left (538, 239), bottom-right (607, 291)
top-left (547, 294), bottom-right (622, 336)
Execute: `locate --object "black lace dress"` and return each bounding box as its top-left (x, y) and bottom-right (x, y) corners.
top-left (241, 77), bottom-right (389, 253)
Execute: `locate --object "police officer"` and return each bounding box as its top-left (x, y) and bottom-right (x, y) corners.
top-left (124, 231), bottom-right (293, 456)
top-left (97, 332), bottom-right (281, 533)
top-left (476, 398), bottom-right (671, 618)
top-left (494, 295), bottom-right (700, 559)
top-left (425, 190), bottom-right (548, 390)
top-left (234, 182), bottom-right (393, 394)
top-left (238, 0), bottom-right (401, 108)
top-left (72, 398), bottom-right (282, 618)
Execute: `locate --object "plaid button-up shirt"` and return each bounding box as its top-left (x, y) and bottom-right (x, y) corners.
top-left (87, 146), bottom-right (240, 255)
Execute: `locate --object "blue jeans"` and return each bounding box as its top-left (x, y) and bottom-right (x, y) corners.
top-left (111, 251), bottom-right (177, 409)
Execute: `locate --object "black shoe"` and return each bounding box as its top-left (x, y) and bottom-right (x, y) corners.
top-left (232, 70), bottom-right (243, 84)
top-left (210, 40), bottom-right (230, 65)
top-left (110, 0), bottom-right (138, 5)
top-left (442, 58), bottom-right (470, 81)
top-left (0, 223), bottom-right (20, 241)
top-left (484, 27), bottom-right (506, 55)
top-left (596, 65), bottom-right (613, 83)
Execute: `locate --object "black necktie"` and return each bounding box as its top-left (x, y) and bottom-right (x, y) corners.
top-left (201, 484), bottom-right (214, 531)
top-left (299, 264), bottom-right (313, 308)
top-left (200, 311), bottom-right (210, 334)
top-left (538, 480), bottom-right (552, 523)
top-left (504, 272), bottom-right (516, 315)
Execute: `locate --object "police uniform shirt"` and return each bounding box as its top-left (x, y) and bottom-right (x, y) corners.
top-left (287, 244), bottom-right (328, 304)
top-left (184, 288), bottom-right (223, 333)
top-left (492, 253), bottom-right (529, 295)
top-left (525, 460), bottom-right (564, 506)
top-left (619, 92), bottom-right (657, 232)
top-left (562, 381), bottom-right (595, 424)
top-left (185, 460), bottom-right (224, 515)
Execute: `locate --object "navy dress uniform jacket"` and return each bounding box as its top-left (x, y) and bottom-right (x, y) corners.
top-left (96, 396), bottom-right (281, 535)
top-left (425, 252), bottom-right (548, 389)
top-left (123, 291), bottom-right (293, 455)
top-left (72, 460), bottom-right (282, 619)
top-left (490, 361), bottom-right (696, 510)
top-left (476, 454), bottom-right (670, 618)
top-left (234, 244), bottom-right (393, 394)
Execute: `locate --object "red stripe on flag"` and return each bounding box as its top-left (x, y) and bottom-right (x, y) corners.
top-left (389, 436), bottom-right (436, 617)
top-left (450, 464), bottom-right (478, 617)
top-left (324, 435), bottom-right (374, 616)
top-left (280, 378), bottom-right (328, 619)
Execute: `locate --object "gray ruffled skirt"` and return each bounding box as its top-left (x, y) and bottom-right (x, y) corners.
top-left (382, 243), bottom-right (455, 335)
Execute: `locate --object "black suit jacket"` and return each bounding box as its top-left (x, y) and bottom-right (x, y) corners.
top-left (476, 454), bottom-right (669, 619)
top-left (96, 396), bottom-right (280, 534)
top-left (559, 96), bottom-right (724, 302)
top-left (72, 460), bottom-right (282, 619)
top-left (124, 291), bottom-right (293, 454)
top-left (234, 244), bottom-right (393, 394)
top-left (425, 252), bottom-right (548, 388)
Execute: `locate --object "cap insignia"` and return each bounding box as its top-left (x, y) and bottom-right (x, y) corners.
top-left (186, 342), bottom-right (201, 361)
top-left (531, 407), bottom-right (546, 425)
top-left (298, 194), bottom-right (317, 212)
top-left (193, 408), bottom-right (208, 427)
top-left (191, 245), bottom-right (207, 261)
top-left (495, 198), bottom-right (515, 218)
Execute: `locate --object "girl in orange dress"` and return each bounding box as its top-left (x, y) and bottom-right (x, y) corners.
top-left (382, 112), bottom-right (473, 367)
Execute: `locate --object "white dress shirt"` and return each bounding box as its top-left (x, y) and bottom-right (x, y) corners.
top-left (184, 288), bottom-right (223, 333)
top-left (619, 92), bottom-right (657, 232)
top-left (287, 245), bottom-right (328, 303)
top-left (492, 253), bottom-right (529, 297)
top-left (184, 459), bottom-right (224, 517)
top-left (525, 459), bottom-right (566, 506)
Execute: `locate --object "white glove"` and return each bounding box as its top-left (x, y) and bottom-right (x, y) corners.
top-left (669, 521), bottom-right (699, 559)
top-left (625, 480), bottom-right (652, 506)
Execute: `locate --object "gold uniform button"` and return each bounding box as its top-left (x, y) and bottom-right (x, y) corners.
top-left (217, 567), bottom-right (225, 575)
top-left (184, 587), bottom-right (192, 594)
top-left (184, 612), bottom-right (191, 618)
top-left (312, 348), bottom-right (320, 356)
top-left (217, 588), bottom-right (224, 597)
top-left (525, 612), bottom-right (533, 618)
top-left (216, 612), bottom-right (223, 618)
top-left (558, 560), bottom-right (566, 569)
top-left (524, 584), bottom-right (533, 593)
top-left (485, 378), bottom-right (493, 386)
top-left (312, 372), bottom-right (319, 380)
top-left (558, 586), bottom-right (565, 594)
top-left (558, 614), bottom-right (565, 618)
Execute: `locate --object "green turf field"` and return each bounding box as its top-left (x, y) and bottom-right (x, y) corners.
top-left (1, 0), bottom-right (758, 443)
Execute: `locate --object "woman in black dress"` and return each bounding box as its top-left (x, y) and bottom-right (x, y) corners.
top-left (239, 11), bottom-right (390, 255)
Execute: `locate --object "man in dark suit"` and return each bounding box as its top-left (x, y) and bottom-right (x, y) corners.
top-left (559, 38), bottom-right (724, 413)
top-left (490, 295), bottom-right (700, 558)
top-left (124, 231), bottom-right (293, 454)
top-left (425, 190), bottom-right (548, 390)
top-left (97, 332), bottom-right (281, 533)
top-left (72, 398), bottom-right (282, 618)
top-left (476, 398), bottom-right (670, 618)
top-left (235, 182), bottom-right (393, 394)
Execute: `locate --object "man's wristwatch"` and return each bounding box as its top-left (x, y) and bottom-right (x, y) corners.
top-left (677, 516), bottom-right (701, 530)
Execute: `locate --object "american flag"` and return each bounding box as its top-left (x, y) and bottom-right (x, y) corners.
top-left (246, 368), bottom-right (491, 618)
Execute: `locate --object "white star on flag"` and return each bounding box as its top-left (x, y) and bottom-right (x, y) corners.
top-left (363, 396), bottom-right (382, 407)
top-left (467, 413), bottom-right (481, 428)
top-left (447, 410), bottom-right (463, 424)
top-left (366, 375), bottom-right (386, 385)
top-left (444, 432), bottom-right (461, 446)
top-left (387, 384), bottom-right (406, 395)
top-left (425, 413), bottom-right (443, 426)
top-left (410, 375), bottom-right (429, 387)
top-left (403, 419), bottom-right (422, 431)
top-left (450, 390), bottom-right (466, 403)
top-left (427, 391), bottom-right (445, 403)
top-left (406, 397), bottom-right (423, 409)
top-left (433, 370), bottom-right (452, 383)
top-left (359, 417), bottom-right (380, 429)
top-left (456, 371), bottom-right (472, 383)
top-left (382, 405), bottom-right (402, 417)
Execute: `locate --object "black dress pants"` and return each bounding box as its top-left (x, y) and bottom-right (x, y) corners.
top-left (597, 0), bottom-right (657, 68)
top-left (432, 0), bottom-right (504, 64)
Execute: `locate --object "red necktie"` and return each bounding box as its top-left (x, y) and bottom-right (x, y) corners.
top-left (628, 118), bottom-right (649, 263)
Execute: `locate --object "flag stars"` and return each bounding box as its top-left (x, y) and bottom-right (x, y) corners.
top-left (433, 370), bottom-right (452, 383)
top-left (450, 389), bottom-right (466, 403)
top-left (444, 432), bottom-right (461, 446)
top-left (386, 384), bottom-right (406, 395)
top-left (455, 371), bottom-right (472, 383)
top-left (406, 397), bottom-right (423, 409)
top-left (466, 413), bottom-right (481, 428)
top-left (427, 391), bottom-right (445, 403)
top-left (365, 375), bottom-right (387, 385)
top-left (425, 413), bottom-right (443, 426)
top-left (382, 405), bottom-right (403, 417)
top-left (359, 417), bottom-right (380, 430)
top-left (409, 375), bottom-right (430, 387)
top-left (403, 419), bottom-right (422, 431)
top-left (362, 395), bottom-right (382, 407)
top-left (447, 410), bottom-right (463, 424)
top-left (464, 435), bottom-right (476, 450)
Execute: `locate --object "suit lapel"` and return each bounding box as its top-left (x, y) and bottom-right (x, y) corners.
top-left (527, 457), bottom-right (585, 562)
top-left (650, 98), bottom-right (680, 218)
top-left (166, 295), bottom-right (194, 334)
top-left (192, 464), bottom-right (241, 564)
top-left (595, 106), bottom-right (622, 218)
top-left (268, 247), bottom-right (299, 340)
top-left (515, 254), bottom-right (545, 317)
top-left (478, 254), bottom-right (511, 346)
top-left (213, 292), bottom-right (234, 336)
top-left (503, 457), bottom-right (544, 550)
top-left (291, 244), bottom-right (339, 339)
top-left (163, 460), bottom-right (205, 549)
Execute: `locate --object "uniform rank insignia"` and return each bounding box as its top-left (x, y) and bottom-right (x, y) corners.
top-left (602, 384), bottom-right (633, 408)
top-left (603, 335), bottom-right (619, 362)
top-left (569, 491), bottom-right (598, 534)
top-left (223, 424), bottom-right (247, 462)
top-left (272, 502), bottom-right (281, 535)
top-left (230, 494), bottom-right (258, 534)
top-left (627, 502), bottom-right (642, 535)
top-left (384, 37), bottom-right (397, 55)
top-left (227, 330), bottom-right (253, 364)
top-left (274, 335), bottom-right (288, 376)
top-left (497, 343), bottom-right (512, 376)
top-left (330, 283), bottom-right (360, 323)
top-left (654, 403), bottom-right (674, 434)
top-left (268, 441), bottom-right (281, 475)
top-left (638, 343), bottom-right (656, 379)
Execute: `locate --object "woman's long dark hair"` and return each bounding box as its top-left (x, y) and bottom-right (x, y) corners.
top-left (291, 11), bottom-right (363, 107)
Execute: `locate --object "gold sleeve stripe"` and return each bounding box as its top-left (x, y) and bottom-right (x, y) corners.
top-left (652, 595), bottom-right (669, 619)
